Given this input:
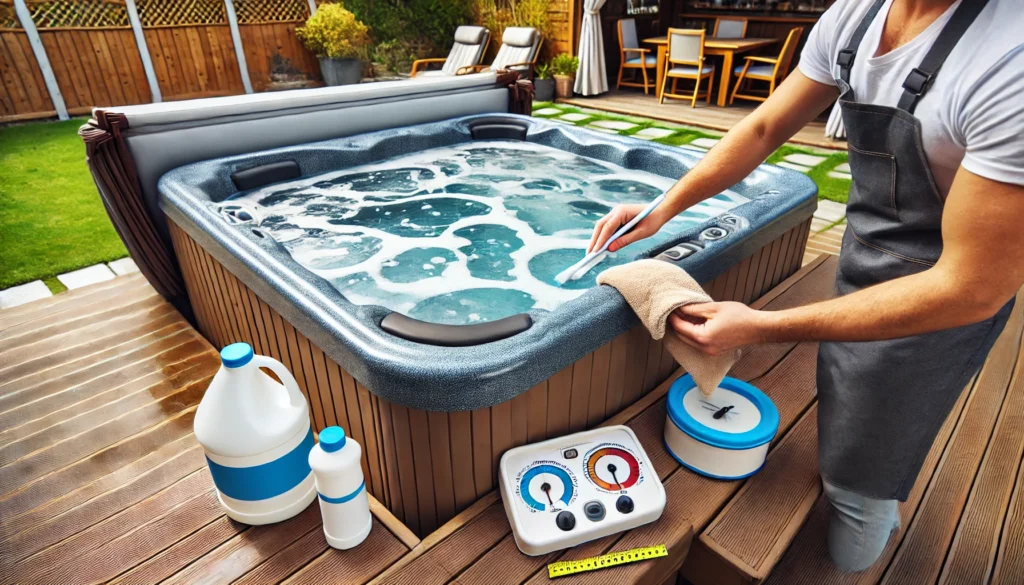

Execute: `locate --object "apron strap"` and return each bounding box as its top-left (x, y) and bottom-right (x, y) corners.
top-left (837, 0), bottom-right (887, 85)
top-left (897, 0), bottom-right (990, 113)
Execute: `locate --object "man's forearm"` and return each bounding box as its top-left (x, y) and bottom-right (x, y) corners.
top-left (758, 266), bottom-right (1012, 344)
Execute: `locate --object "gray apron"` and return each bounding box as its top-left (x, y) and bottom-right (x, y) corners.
top-left (816, 0), bottom-right (1013, 501)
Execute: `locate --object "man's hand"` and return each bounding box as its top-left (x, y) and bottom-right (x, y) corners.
top-left (668, 302), bottom-right (768, 356)
top-left (588, 204), bottom-right (672, 253)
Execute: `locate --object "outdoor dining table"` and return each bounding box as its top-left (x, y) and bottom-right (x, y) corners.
top-left (643, 36), bottom-right (778, 106)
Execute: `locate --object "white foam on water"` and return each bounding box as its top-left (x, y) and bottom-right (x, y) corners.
top-left (228, 141), bottom-right (749, 324)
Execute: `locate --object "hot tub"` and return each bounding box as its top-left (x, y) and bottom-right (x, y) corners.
top-left (158, 113), bottom-right (815, 534)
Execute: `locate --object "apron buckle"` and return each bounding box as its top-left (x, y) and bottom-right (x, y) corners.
top-left (902, 68), bottom-right (934, 96)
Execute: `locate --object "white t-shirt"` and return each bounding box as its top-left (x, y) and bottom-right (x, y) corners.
top-left (798, 0), bottom-right (1024, 196)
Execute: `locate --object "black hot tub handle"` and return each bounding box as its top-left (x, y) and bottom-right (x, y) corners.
top-left (380, 312), bottom-right (532, 347)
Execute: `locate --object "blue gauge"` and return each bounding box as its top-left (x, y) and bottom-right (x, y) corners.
top-left (519, 463), bottom-right (575, 512)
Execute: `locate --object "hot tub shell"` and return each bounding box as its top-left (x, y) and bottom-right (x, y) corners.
top-left (85, 75), bottom-right (815, 535)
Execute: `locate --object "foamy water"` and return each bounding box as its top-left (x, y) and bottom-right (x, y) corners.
top-left (226, 142), bottom-right (747, 325)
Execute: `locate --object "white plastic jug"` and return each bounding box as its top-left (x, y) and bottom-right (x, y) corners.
top-left (309, 426), bottom-right (372, 549)
top-left (195, 342), bottom-right (316, 525)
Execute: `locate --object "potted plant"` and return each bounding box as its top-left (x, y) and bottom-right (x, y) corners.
top-left (297, 4), bottom-right (372, 86)
top-left (533, 64), bottom-right (554, 102)
top-left (550, 53), bottom-right (579, 99)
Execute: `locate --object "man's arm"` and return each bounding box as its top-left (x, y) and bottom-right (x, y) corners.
top-left (590, 71), bottom-right (840, 253)
top-left (671, 167), bottom-right (1024, 355)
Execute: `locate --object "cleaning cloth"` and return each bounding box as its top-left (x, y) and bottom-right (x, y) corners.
top-left (598, 259), bottom-right (739, 396)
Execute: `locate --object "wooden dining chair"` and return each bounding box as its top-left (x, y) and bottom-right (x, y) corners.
top-left (713, 17), bottom-right (747, 39)
top-left (659, 28), bottom-right (715, 107)
top-left (616, 19), bottom-right (657, 93)
top-left (729, 26), bottom-right (804, 104)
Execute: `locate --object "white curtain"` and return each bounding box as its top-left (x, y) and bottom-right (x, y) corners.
top-left (574, 0), bottom-right (608, 96)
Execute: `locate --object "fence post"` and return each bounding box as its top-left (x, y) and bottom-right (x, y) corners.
top-left (307, 0), bottom-right (318, 16)
top-left (223, 0), bottom-right (254, 94)
top-left (12, 0), bottom-right (68, 120)
top-left (123, 0), bottom-right (162, 103)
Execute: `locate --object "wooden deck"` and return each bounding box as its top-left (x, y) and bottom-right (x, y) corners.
top-left (0, 274), bottom-right (417, 585)
top-left (3, 259), bottom-right (1023, 584)
top-left (558, 90), bottom-right (845, 151)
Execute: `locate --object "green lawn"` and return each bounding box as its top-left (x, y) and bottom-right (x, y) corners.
top-left (0, 119), bottom-right (127, 292)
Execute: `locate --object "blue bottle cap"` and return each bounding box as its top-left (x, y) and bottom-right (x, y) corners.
top-left (319, 426), bottom-right (346, 452)
top-left (220, 342), bottom-right (253, 368)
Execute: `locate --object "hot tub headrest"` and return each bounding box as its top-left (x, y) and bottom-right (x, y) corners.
top-left (454, 25), bottom-right (488, 45)
top-left (502, 26), bottom-right (537, 48)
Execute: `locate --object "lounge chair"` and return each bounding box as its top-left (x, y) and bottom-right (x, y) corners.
top-left (459, 27), bottom-right (542, 79)
top-left (411, 26), bottom-right (490, 77)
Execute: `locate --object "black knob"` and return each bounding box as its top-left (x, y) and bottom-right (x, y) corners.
top-left (616, 495), bottom-right (634, 514)
top-left (556, 510), bottom-right (576, 531)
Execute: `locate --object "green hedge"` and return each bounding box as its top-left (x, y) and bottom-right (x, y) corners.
top-left (342, 0), bottom-right (474, 52)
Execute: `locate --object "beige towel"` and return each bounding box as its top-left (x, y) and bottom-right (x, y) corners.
top-left (598, 259), bottom-right (739, 396)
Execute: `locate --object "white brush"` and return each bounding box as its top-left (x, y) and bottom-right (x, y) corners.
top-left (555, 194), bottom-right (666, 285)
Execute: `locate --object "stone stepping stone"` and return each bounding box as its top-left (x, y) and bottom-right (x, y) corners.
top-left (834, 162), bottom-right (851, 173)
top-left (810, 217), bottom-right (834, 233)
top-left (586, 126), bottom-right (623, 134)
top-left (109, 257), bottom-right (140, 276)
top-left (533, 107), bottom-right (562, 116)
top-left (776, 161), bottom-right (812, 173)
top-left (590, 119), bottom-right (638, 131)
top-left (814, 199), bottom-right (848, 223)
top-left (690, 137), bottom-right (721, 149)
top-left (633, 127), bottom-right (675, 140)
top-left (559, 113), bottom-right (591, 122)
top-left (57, 264), bottom-right (116, 290)
top-left (828, 170), bottom-right (852, 180)
top-left (784, 153), bottom-right (828, 167)
top-left (0, 280), bottom-right (52, 310)
top-left (679, 144), bottom-right (708, 153)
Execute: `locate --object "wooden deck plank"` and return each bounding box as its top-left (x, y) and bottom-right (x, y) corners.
top-left (991, 436), bottom-right (1024, 584)
top-left (938, 351), bottom-right (1024, 585)
top-left (700, 403), bottom-right (821, 580)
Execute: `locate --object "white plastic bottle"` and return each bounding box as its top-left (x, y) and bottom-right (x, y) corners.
top-left (195, 342), bottom-right (316, 525)
top-left (309, 426), bottom-right (372, 549)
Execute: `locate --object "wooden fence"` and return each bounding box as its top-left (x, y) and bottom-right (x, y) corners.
top-left (0, 0), bottom-right (578, 124)
top-left (0, 0), bottom-right (322, 122)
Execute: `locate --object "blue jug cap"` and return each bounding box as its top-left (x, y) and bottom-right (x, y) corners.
top-left (221, 343), bottom-right (253, 368)
top-left (320, 426), bottom-right (346, 452)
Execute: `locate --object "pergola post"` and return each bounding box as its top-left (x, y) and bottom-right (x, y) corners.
top-left (12, 0), bottom-right (68, 119)
top-left (124, 0), bottom-right (162, 103)
top-left (223, 0), bottom-right (254, 94)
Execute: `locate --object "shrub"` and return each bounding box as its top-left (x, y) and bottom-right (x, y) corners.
top-left (297, 4), bottom-right (371, 59)
top-left (372, 39), bottom-right (416, 74)
top-left (550, 53), bottom-right (578, 76)
top-left (341, 0), bottom-right (473, 54)
top-left (473, 0), bottom-right (552, 62)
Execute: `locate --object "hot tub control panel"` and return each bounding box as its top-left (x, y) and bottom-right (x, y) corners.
top-left (655, 212), bottom-right (750, 265)
top-left (499, 426), bottom-right (666, 556)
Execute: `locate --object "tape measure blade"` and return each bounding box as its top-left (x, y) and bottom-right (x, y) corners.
top-left (546, 545), bottom-right (666, 579)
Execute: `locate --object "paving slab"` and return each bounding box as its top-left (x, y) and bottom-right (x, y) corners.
top-left (0, 280), bottom-right (53, 310)
top-left (634, 127), bottom-right (675, 139)
top-left (108, 257), bottom-right (140, 276)
top-left (834, 162), bottom-right (851, 173)
top-left (57, 264), bottom-right (116, 290)
top-left (590, 119), bottom-right (638, 131)
top-left (690, 137), bottom-right (721, 149)
top-left (533, 107), bottom-right (562, 116)
top-left (585, 126), bottom-right (623, 134)
top-left (810, 217), bottom-right (835, 233)
top-left (679, 144), bottom-right (708, 153)
top-left (814, 199), bottom-right (847, 223)
top-left (827, 170), bottom-right (853, 180)
top-left (559, 113), bottom-right (592, 122)
top-left (783, 153), bottom-right (829, 167)
top-left (776, 161), bottom-right (811, 173)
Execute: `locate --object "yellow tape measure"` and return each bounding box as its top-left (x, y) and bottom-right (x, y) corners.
top-left (547, 544), bottom-right (668, 579)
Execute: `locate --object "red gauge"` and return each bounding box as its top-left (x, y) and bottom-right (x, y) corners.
top-left (585, 446), bottom-right (641, 491)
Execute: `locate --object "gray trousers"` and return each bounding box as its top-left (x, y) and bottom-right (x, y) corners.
top-left (823, 478), bottom-right (899, 572)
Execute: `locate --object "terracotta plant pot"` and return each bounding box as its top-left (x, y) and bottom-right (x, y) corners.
top-left (534, 78), bottom-right (555, 102)
top-left (554, 74), bottom-right (575, 99)
top-left (319, 57), bottom-right (363, 86)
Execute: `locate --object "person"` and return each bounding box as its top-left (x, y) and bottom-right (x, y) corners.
top-left (588, 0), bottom-right (1024, 572)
